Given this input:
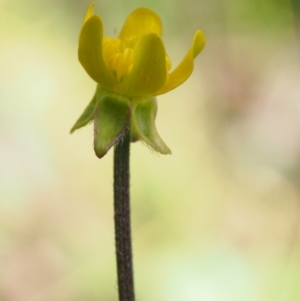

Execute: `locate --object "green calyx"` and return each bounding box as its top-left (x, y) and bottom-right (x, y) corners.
top-left (70, 87), bottom-right (171, 158)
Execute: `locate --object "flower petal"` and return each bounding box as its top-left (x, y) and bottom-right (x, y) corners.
top-left (94, 94), bottom-right (131, 158)
top-left (156, 30), bottom-right (205, 95)
top-left (83, 2), bottom-right (95, 24)
top-left (119, 8), bottom-right (162, 45)
top-left (78, 14), bottom-right (116, 89)
top-left (119, 33), bottom-right (167, 96)
top-left (131, 97), bottom-right (171, 154)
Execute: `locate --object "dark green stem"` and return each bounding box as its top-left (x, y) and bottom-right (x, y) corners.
top-left (113, 130), bottom-right (135, 301)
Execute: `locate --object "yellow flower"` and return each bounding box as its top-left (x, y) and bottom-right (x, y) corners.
top-left (71, 3), bottom-right (205, 158)
top-left (79, 3), bottom-right (205, 97)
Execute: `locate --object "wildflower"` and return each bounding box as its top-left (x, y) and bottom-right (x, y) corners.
top-left (71, 3), bottom-right (205, 158)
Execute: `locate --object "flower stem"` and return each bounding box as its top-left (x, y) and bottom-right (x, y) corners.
top-left (113, 129), bottom-right (135, 301)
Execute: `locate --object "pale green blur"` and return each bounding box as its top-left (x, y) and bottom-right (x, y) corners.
top-left (1, 0), bottom-right (300, 300)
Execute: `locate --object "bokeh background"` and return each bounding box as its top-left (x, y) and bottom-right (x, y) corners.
top-left (1, 0), bottom-right (300, 300)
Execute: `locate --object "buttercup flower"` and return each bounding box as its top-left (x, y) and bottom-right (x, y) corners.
top-left (71, 3), bottom-right (205, 158)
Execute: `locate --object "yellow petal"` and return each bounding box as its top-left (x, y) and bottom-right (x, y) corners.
top-left (119, 33), bottom-right (167, 96)
top-left (119, 8), bottom-right (162, 46)
top-left (78, 15), bottom-right (116, 89)
top-left (83, 2), bottom-right (95, 24)
top-left (156, 30), bottom-right (205, 95)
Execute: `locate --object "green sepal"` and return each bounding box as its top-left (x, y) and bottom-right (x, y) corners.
top-left (70, 90), bottom-right (99, 134)
top-left (131, 97), bottom-right (171, 155)
top-left (94, 94), bottom-right (131, 158)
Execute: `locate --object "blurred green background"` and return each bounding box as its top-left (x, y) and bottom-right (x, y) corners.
top-left (1, 0), bottom-right (300, 300)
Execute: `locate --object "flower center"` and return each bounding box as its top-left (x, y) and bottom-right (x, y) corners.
top-left (103, 37), bottom-right (133, 83)
top-left (103, 37), bottom-right (171, 84)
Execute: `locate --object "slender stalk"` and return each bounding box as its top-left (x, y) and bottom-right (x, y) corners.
top-left (113, 129), bottom-right (135, 301)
